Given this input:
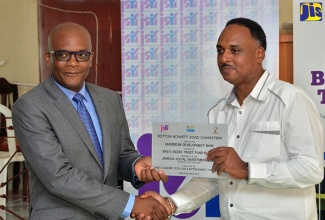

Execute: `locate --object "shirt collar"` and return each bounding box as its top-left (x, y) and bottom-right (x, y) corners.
top-left (51, 77), bottom-right (89, 102)
top-left (250, 70), bottom-right (272, 102)
top-left (225, 70), bottom-right (271, 106)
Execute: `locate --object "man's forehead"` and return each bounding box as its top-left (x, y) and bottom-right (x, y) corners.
top-left (220, 25), bottom-right (250, 38)
top-left (217, 25), bottom-right (256, 46)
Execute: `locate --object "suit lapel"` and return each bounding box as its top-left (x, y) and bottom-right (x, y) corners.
top-left (45, 78), bottom-right (103, 170)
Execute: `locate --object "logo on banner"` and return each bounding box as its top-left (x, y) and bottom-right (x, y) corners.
top-left (161, 125), bottom-right (169, 132)
top-left (300, 2), bottom-right (322, 21)
top-left (186, 126), bottom-right (195, 132)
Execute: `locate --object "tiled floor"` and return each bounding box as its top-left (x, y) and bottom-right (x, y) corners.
top-left (1, 163), bottom-right (29, 220)
top-left (1, 190), bottom-right (29, 220)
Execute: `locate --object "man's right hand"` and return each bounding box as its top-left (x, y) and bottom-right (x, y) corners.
top-left (140, 191), bottom-right (172, 215)
top-left (131, 195), bottom-right (169, 220)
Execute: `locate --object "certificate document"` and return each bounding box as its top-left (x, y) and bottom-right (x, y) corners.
top-left (152, 122), bottom-right (228, 178)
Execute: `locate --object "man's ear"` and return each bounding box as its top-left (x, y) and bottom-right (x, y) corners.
top-left (88, 52), bottom-right (94, 67)
top-left (45, 52), bottom-right (51, 67)
top-left (257, 46), bottom-right (265, 63)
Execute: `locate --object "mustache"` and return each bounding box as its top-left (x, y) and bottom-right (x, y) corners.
top-left (221, 63), bottom-right (234, 69)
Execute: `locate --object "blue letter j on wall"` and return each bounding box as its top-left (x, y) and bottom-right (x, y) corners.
top-left (300, 2), bottom-right (322, 21)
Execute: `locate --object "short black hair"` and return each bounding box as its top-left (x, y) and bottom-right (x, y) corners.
top-left (226, 17), bottom-right (267, 51)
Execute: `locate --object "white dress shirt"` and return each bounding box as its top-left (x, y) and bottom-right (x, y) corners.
top-left (170, 70), bottom-right (324, 220)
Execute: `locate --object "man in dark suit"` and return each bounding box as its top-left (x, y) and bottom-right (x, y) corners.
top-left (12, 22), bottom-right (168, 220)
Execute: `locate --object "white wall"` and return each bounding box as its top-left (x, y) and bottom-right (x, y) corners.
top-left (0, 0), bottom-right (39, 96)
top-left (279, 0), bottom-right (293, 27)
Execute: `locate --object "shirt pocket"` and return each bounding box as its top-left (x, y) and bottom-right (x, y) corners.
top-left (245, 121), bottom-right (281, 158)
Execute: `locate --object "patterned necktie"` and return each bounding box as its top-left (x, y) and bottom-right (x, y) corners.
top-left (73, 93), bottom-right (103, 167)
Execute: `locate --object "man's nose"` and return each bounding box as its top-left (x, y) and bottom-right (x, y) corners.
top-left (67, 53), bottom-right (79, 66)
top-left (219, 50), bottom-right (231, 63)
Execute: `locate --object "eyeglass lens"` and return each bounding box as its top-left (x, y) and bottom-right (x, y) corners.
top-left (54, 51), bottom-right (91, 62)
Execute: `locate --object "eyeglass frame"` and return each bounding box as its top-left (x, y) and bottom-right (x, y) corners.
top-left (48, 50), bottom-right (92, 62)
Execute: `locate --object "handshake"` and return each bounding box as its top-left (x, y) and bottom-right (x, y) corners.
top-left (130, 191), bottom-right (176, 220)
top-left (132, 157), bottom-right (176, 220)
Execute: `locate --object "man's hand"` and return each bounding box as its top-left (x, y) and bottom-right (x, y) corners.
top-left (131, 195), bottom-right (169, 220)
top-left (134, 156), bottom-right (168, 182)
top-left (141, 191), bottom-right (172, 215)
top-left (206, 147), bottom-right (248, 180)
top-left (131, 191), bottom-right (174, 220)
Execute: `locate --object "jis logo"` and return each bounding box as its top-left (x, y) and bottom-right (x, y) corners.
top-left (300, 2), bottom-right (322, 21)
top-left (144, 0), bottom-right (158, 9)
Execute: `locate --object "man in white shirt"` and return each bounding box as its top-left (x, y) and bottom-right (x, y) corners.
top-left (134, 17), bottom-right (324, 220)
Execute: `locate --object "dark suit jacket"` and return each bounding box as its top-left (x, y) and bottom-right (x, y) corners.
top-left (12, 77), bottom-right (142, 220)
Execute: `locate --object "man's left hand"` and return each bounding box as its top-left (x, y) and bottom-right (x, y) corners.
top-left (206, 147), bottom-right (248, 180)
top-left (134, 156), bottom-right (168, 182)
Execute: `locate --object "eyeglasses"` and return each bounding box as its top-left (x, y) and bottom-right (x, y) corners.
top-left (49, 50), bottom-right (92, 62)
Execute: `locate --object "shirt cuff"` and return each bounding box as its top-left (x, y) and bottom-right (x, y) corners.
top-left (247, 162), bottom-right (267, 184)
top-left (121, 194), bottom-right (135, 218)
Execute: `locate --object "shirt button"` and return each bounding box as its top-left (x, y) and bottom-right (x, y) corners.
top-left (237, 135), bottom-right (240, 138)
top-left (230, 203), bottom-right (233, 207)
top-left (230, 181), bottom-right (233, 185)
top-left (238, 111), bottom-right (242, 115)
